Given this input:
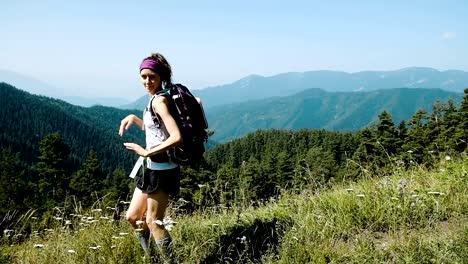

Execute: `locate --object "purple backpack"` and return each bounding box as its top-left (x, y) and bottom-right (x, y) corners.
top-left (149, 84), bottom-right (208, 165)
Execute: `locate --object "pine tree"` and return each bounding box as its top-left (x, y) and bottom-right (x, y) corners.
top-left (0, 149), bottom-right (28, 215)
top-left (402, 109), bottom-right (429, 164)
top-left (302, 147), bottom-right (337, 190)
top-left (103, 168), bottom-right (132, 203)
top-left (70, 149), bottom-right (103, 208)
top-left (453, 88), bottom-right (468, 151)
top-left (375, 111), bottom-right (398, 156)
top-left (34, 133), bottom-right (71, 209)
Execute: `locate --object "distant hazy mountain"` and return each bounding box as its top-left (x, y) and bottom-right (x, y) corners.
top-left (0, 70), bottom-right (130, 107)
top-left (121, 67), bottom-right (468, 110)
top-left (206, 88), bottom-right (463, 142)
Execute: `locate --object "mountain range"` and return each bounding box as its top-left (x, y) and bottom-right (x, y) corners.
top-left (206, 87), bottom-right (463, 142)
top-left (122, 67), bottom-right (468, 110)
top-left (2, 67), bottom-right (467, 145)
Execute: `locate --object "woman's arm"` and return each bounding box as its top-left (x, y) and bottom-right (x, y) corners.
top-left (147, 96), bottom-right (183, 155)
top-left (119, 114), bottom-right (143, 136)
top-left (123, 96), bottom-right (182, 157)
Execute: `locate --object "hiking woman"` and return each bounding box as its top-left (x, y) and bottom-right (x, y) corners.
top-left (119, 53), bottom-right (181, 263)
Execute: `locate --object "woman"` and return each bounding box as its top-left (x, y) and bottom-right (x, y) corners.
top-left (119, 53), bottom-right (182, 263)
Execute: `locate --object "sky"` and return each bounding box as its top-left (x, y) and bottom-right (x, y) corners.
top-left (1, 0), bottom-right (467, 101)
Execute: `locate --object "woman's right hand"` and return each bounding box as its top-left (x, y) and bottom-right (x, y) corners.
top-left (119, 114), bottom-right (137, 136)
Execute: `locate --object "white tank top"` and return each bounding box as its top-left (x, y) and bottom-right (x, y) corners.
top-left (143, 95), bottom-right (178, 170)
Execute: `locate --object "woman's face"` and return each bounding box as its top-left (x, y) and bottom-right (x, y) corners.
top-left (140, 68), bottom-right (161, 95)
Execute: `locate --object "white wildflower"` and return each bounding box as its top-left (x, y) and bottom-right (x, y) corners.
top-left (100, 216), bottom-right (109, 220)
top-left (397, 178), bottom-right (408, 194)
top-left (111, 245), bottom-right (116, 249)
top-left (197, 184), bottom-right (206, 188)
top-left (163, 216), bottom-right (177, 225)
top-left (345, 188), bottom-right (354, 192)
top-left (92, 209), bottom-right (102, 212)
top-left (54, 217), bottom-right (63, 220)
top-left (411, 194), bottom-right (419, 197)
top-left (390, 197), bottom-right (399, 201)
top-left (407, 150), bottom-right (413, 153)
top-left (34, 244), bottom-right (44, 248)
top-left (89, 245), bottom-right (101, 250)
top-left (119, 232), bottom-right (129, 236)
top-left (65, 220), bottom-right (72, 225)
top-left (67, 250), bottom-right (76, 254)
top-left (356, 194), bottom-right (365, 197)
top-left (135, 228), bottom-right (144, 232)
top-left (427, 191), bottom-right (444, 195)
top-left (3, 229), bottom-right (13, 234)
top-left (445, 155), bottom-right (451, 161)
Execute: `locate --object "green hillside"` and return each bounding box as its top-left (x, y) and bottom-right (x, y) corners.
top-left (0, 82), bottom-right (143, 174)
top-left (207, 88), bottom-right (463, 142)
top-left (2, 156), bottom-right (467, 263)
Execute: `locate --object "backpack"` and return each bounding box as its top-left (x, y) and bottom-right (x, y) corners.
top-left (149, 83), bottom-right (209, 165)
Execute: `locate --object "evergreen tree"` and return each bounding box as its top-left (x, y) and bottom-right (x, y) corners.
top-left (453, 88), bottom-right (468, 151)
top-left (402, 109), bottom-right (429, 164)
top-left (104, 168), bottom-right (132, 203)
top-left (437, 99), bottom-right (460, 151)
top-left (34, 133), bottom-right (71, 209)
top-left (302, 147), bottom-right (337, 190)
top-left (0, 149), bottom-right (28, 215)
top-left (352, 128), bottom-right (377, 166)
top-left (70, 149), bottom-right (103, 208)
top-left (375, 111), bottom-right (398, 156)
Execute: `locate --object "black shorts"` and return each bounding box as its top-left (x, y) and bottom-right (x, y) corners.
top-left (136, 167), bottom-right (181, 196)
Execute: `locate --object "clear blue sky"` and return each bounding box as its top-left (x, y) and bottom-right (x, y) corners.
top-left (1, 0), bottom-right (467, 100)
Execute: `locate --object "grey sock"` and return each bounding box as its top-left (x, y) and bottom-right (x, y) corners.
top-left (136, 228), bottom-right (150, 254)
top-left (155, 236), bottom-right (176, 264)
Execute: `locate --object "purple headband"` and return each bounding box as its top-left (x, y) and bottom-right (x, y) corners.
top-left (139, 59), bottom-right (164, 76)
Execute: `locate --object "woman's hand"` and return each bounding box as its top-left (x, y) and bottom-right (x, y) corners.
top-left (119, 114), bottom-right (142, 136)
top-left (123, 143), bottom-right (149, 157)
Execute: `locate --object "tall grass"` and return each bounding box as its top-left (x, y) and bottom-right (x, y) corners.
top-left (2, 154), bottom-right (467, 263)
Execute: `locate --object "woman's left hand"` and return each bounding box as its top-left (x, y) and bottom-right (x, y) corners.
top-left (123, 143), bottom-right (148, 157)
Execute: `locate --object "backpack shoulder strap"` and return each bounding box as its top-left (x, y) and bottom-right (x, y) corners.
top-left (149, 95), bottom-right (161, 126)
top-left (149, 87), bottom-right (173, 126)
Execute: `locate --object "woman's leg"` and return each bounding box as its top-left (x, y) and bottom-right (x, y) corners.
top-left (126, 188), bottom-right (150, 254)
top-left (126, 187), bottom-right (148, 227)
top-left (147, 190), bottom-right (176, 263)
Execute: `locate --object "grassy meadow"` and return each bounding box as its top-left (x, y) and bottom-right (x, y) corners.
top-left (1, 154), bottom-right (467, 263)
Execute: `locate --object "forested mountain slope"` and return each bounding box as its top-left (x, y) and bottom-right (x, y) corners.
top-left (0, 82), bottom-right (143, 174)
